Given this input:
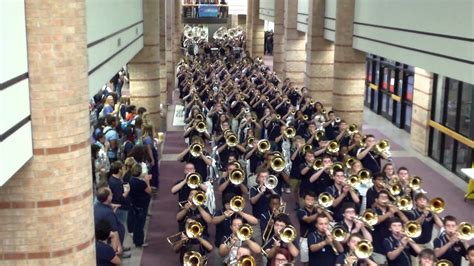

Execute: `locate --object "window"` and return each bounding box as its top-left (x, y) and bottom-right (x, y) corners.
top-left (459, 83), bottom-right (473, 138)
top-left (432, 76), bottom-right (445, 123)
top-left (442, 135), bottom-right (455, 170)
top-left (406, 75), bottom-right (414, 102)
top-left (404, 105), bottom-right (412, 130)
top-left (429, 128), bottom-right (442, 162)
top-left (445, 79), bottom-right (460, 130)
top-left (455, 142), bottom-right (472, 181)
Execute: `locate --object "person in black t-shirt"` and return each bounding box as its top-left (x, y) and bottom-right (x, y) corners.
top-left (308, 214), bottom-right (344, 266)
top-left (433, 215), bottom-right (469, 266)
top-left (250, 169), bottom-right (278, 220)
top-left (337, 203), bottom-right (373, 244)
top-left (323, 111), bottom-right (340, 141)
top-left (383, 217), bottom-right (422, 266)
top-left (177, 136), bottom-right (213, 181)
top-left (171, 163), bottom-right (209, 205)
top-left (326, 169), bottom-right (361, 222)
top-left (218, 162), bottom-right (249, 204)
top-left (307, 155), bottom-right (334, 197)
top-left (95, 219), bottom-right (121, 266)
top-left (172, 217), bottom-right (213, 264)
top-left (366, 173), bottom-right (386, 210)
top-left (404, 193), bottom-right (443, 246)
top-left (289, 136), bottom-right (305, 207)
top-left (128, 164), bottom-right (152, 247)
top-left (335, 233), bottom-right (377, 266)
top-left (262, 213), bottom-right (299, 262)
top-left (357, 134), bottom-right (389, 175)
top-left (176, 190), bottom-right (213, 237)
top-left (467, 245), bottom-right (474, 266)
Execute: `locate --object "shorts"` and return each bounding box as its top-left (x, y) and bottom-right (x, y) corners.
top-left (299, 237), bottom-right (309, 262)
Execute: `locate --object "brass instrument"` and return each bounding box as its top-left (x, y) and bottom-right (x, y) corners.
top-left (190, 143), bottom-right (204, 157)
top-left (404, 221), bottom-right (422, 238)
top-left (374, 139), bottom-right (390, 154)
top-left (344, 156), bottom-right (356, 169)
top-left (230, 195), bottom-right (245, 212)
top-left (183, 251), bottom-right (206, 266)
top-left (275, 114), bottom-right (281, 120)
top-left (229, 169), bottom-right (245, 185)
top-left (397, 195), bottom-right (413, 211)
top-left (457, 222), bottom-right (474, 241)
top-left (302, 144), bottom-right (313, 155)
top-left (237, 255), bottom-right (255, 266)
top-left (167, 221), bottom-right (204, 246)
top-left (314, 129), bottom-right (325, 141)
top-left (195, 113), bottom-right (204, 121)
top-left (356, 209), bottom-right (378, 231)
top-left (357, 169), bottom-right (372, 185)
top-left (270, 153), bottom-right (286, 172)
top-left (436, 260), bottom-right (453, 266)
top-left (303, 114), bottom-right (309, 121)
top-left (192, 191), bottom-right (207, 206)
top-left (329, 162), bottom-right (345, 176)
top-left (347, 123), bottom-right (359, 136)
top-left (226, 133), bottom-right (238, 147)
top-left (309, 99), bottom-right (315, 105)
top-left (280, 225), bottom-right (297, 243)
top-left (290, 109), bottom-right (296, 115)
top-left (236, 224), bottom-right (254, 241)
top-left (186, 173), bottom-right (202, 189)
top-left (257, 139), bottom-right (271, 153)
top-left (284, 127), bottom-right (296, 139)
top-left (318, 192), bottom-right (334, 208)
top-left (196, 121), bottom-right (207, 133)
top-left (354, 240), bottom-right (373, 259)
top-left (388, 182), bottom-right (402, 198)
top-left (408, 176), bottom-right (422, 191)
top-left (247, 137), bottom-right (255, 147)
top-left (327, 141), bottom-right (340, 155)
top-left (230, 161), bottom-right (243, 170)
top-left (334, 117), bottom-right (341, 123)
top-left (286, 99), bottom-right (291, 105)
top-left (331, 225), bottom-right (348, 242)
top-left (428, 197), bottom-right (445, 214)
top-left (178, 200), bottom-right (188, 209)
top-left (251, 115), bottom-right (257, 123)
top-left (346, 175), bottom-right (361, 189)
top-left (312, 158), bottom-right (324, 171)
top-left (264, 175), bottom-right (278, 190)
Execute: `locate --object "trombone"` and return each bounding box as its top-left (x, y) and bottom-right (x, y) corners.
top-left (404, 221), bottom-right (422, 238)
top-left (457, 222), bottom-right (474, 241)
top-left (226, 133), bottom-right (238, 147)
top-left (277, 225), bottom-right (298, 243)
top-left (284, 127), bottom-right (296, 139)
top-left (167, 221), bottom-right (204, 246)
top-left (195, 121), bottom-right (207, 133)
top-left (346, 123), bottom-right (359, 136)
top-left (186, 173), bottom-right (202, 189)
top-left (192, 191), bottom-right (207, 206)
top-left (183, 251), bottom-right (206, 266)
top-left (312, 158), bottom-right (324, 171)
top-left (224, 224), bottom-right (254, 247)
top-left (396, 195), bottom-right (413, 211)
top-left (229, 169), bottom-right (245, 185)
top-left (408, 176), bottom-right (422, 191)
top-left (356, 209), bottom-right (378, 231)
top-left (257, 139), bottom-right (271, 153)
top-left (230, 195), bottom-right (245, 212)
top-left (190, 143), bottom-right (204, 157)
top-left (262, 175), bottom-right (279, 191)
top-left (314, 129), bottom-right (325, 141)
top-left (436, 260), bottom-right (453, 266)
top-left (317, 192), bottom-right (334, 209)
top-left (345, 175), bottom-right (361, 190)
top-left (233, 255), bottom-right (255, 266)
top-left (270, 153), bottom-right (286, 172)
top-left (327, 141), bottom-right (340, 155)
top-left (427, 197), bottom-right (445, 214)
top-left (357, 169), bottom-right (372, 185)
top-left (374, 139), bottom-right (390, 154)
top-left (301, 144), bottom-right (313, 155)
top-left (345, 239), bottom-right (373, 264)
top-left (344, 156), bottom-right (356, 169)
top-left (329, 162), bottom-right (345, 176)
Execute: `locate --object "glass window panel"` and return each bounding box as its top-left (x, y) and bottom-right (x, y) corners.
top-left (397, 70), bottom-right (403, 96)
top-left (433, 76), bottom-right (445, 123)
top-left (373, 90), bottom-right (379, 111)
top-left (406, 75), bottom-right (414, 102)
top-left (383, 67), bottom-right (389, 90)
top-left (367, 61), bottom-right (373, 83)
top-left (374, 61), bottom-right (380, 86)
top-left (455, 142), bottom-right (472, 181)
top-left (442, 135), bottom-right (455, 170)
top-left (388, 97), bottom-right (393, 116)
top-left (430, 129), bottom-right (441, 162)
top-left (382, 93), bottom-right (388, 113)
top-left (395, 102), bottom-right (401, 125)
top-left (405, 104), bottom-right (412, 129)
top-left (459, 83), bottom-right (473, 137)
top-left (365, 86), bottom-right (370, 104)
top-left (445, 79), bottom-right (460, 130)
top-left (389, 69), bottom-right (395, 93)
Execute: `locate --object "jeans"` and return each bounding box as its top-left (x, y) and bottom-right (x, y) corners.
top-left (115, 208), bottom-right (128, 231)
top-left (128, 206), bottom-right (148, 246)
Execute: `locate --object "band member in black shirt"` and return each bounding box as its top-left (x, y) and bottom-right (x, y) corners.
top-left (433, 215), bottom-right (469, 266)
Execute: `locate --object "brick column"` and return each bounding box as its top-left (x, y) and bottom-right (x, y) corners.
top-left (272, 0), bottom-right (285, 77)
top-left (173, 0), bottom-right (183, 63)
top-left (165, 0), bottom-right (174, 104)
top-left (246, 0), bottom-right (264, 57)
top-left (283, 0), bottom-right (306, 87)
top-left (304, 0), bottom-right (335, 107)
top-left (129, 0), bottom-right (161, 129)
top-left (159, 0), bottom-right (168, 129)
top-left (411, 68), bottom-right (434, 155)
top-left (0, 0), bottom-right (95, 264)
top-left (332, 0), bottom-right (366, 125)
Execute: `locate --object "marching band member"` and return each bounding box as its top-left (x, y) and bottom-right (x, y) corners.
top-left (383, 217), bottom-right (423, 266)
top-left (308, 214), bottom-right (344, 265)
top-left (171, 163), bottom-right (208, 204)
top-left (176, 190), bottom-right (213, 238)
top-left (326, 169), bottom-right (361, 222)
top-left (338, 203), bottom-right (373, 243)
top-left (357, 134), bottom-right (388, 175)
top-left (218, 216), bottom-right (261, 264)
top-left (433, 215), bottom-right (469, 266)
top-left (262, 213), bottom-right (299, 261)
top-left (335, 233), bottom-right (377, 266)
top-left (172, 218), bottom-right (213, 264)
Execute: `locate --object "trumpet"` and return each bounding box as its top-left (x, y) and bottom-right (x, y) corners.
top-left (327, 141), bottom-right (340, 155)
top-left (404, 221), bottom-right (422, 238)
top-left (318, 192), bottom-right (334, 208)
top-left (186, 173), bottom-right (202, 189)
top-left (312, 158), bottom-right (324, 171)
top-left (457, 222), bottom-right (474, 241)
top-left (284, 127), bottom-right (296, 139)
top-left (192, 191), bottom-right (207, 206)
top-left (374, 139), bottom-right (390, 154)
top-left (314, 129), bottom-right (325, 141)
top-left (397, 195), bottom-right (413, 211)
top-left (183, 251), bottom-right (206, 266)
top-left (356, 209), bottom-right (378, 231)
top-left (230, 195), bottom-right (245, 212)
top-left (408, 176), bottom-right (422, 191)
top-left (270, 153), bottom-right (286, 172)
top-left (190, 143), bottom-right (204, 157)
top-left (344, 156), bottom-right (356, 169)
top-left (226, 133), bottom-right (238, 147)
top-left (427, 197), bottom-right (445, 214)
top-left (436, 260), bottom-right (453, 266)
top-left (257, 139), bottom-right (271, 153)
top-left (329, 162), bottom-right (345, 176)
top-left (195, 121), bottom-right (207, 133)
top-left (357, 169), bottom-right (372, 185)
top-left (229, 169), bottom-right (245, 185)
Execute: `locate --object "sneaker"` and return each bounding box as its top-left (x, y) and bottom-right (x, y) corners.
top-left (121, 253), bottom-right (131, 259)
top-left (137, 243), bottom-right (149, 248)
top-left (284, 188), bottom-right (291, 194)
top-left (123, 246), bottom-right (131, 252)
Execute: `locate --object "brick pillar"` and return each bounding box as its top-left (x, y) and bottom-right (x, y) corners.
top-left (159, 0), bottom-right (167, 129)
top-left (246, 0), bottom-right (264, 57)
top-left (411, 68), bottom-right (434, 155)
top-left (283, 0), bottom-right (306, 87)
top-left (332, 0), bottom-right (366, 125)
top-left (165, 0), bottom-right (174, 104)
top-left (231, 14), bottom-right (239, 27)
top-left (305, 0), bottom-right (335, 107)
top-left (0, 0), bottom-right (95, 264)
top-left (272, 0), bottom-right (285, 77)
top-left (173, 0), bottom-right (183, 63)
top-left (129, 0), bottom-right (161, 129)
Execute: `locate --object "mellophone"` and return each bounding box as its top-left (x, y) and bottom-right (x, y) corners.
top-left (172, 35), bottom-right (474, 266)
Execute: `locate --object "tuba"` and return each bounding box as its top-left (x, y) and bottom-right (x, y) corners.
top-left (457, 222), bottom-right (474, 241)
top-left (192, 191), bottom-right (207, 206)
top-left (230, 195), bottom-right (245, 212)
top-left (183, 251), bottom-right (206, 266)
top-left (186, 173), bottom-right (202, 189)
top-left (229, 169), bottom-right (245, 185)
top-left (404, 221), bottom-right (422, 238)
top-left (257, 139), bottom-right (271, 153)
top-left (270, 153), bottom-right (286, 172)
top-left (428, 197), bottom-right (445, 214)
top-left (327, 141), bottom-right (340, 155)
top-left (190, 143), bottom-right (204, 157)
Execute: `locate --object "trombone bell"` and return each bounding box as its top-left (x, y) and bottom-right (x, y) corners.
top-left (186, 173), bottom-right (202, 189)
top-left (230, 195), bottom-right (245, 212)
top-left (229, 169), bottom-right (245, 185)
top-left (270, 155), bottom-right (286, 172)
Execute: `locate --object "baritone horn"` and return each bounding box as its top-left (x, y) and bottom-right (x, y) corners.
top-left (457, 222), bottom-right (474, 241)
top-left (229, 169), bottom-right (245, 185)
top-left (190, 143), bottom-right (204, 157)
top-left (192, 191), bottom-right (207, 206)
top-left (230, 195), bottom-right (245, 212)
top-left (270, 153), bottom-right (286, 172)
top-left (186, 173), bottom-right (202, 189)
top-left (183, 251), bottom-right (206, 266)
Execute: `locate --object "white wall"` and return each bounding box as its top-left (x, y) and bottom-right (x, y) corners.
top-left (353, 0), bottom-right (474, 84)
top-left (297, 0), bottom-right (309, 32)
top-left (86, 0), bottom-right (144, 97)
top-left (324, 0), bottom-right (336, 41)
top-left (0, 0), bottom-right (33, 186)
top-left (259, 0), bottom-right (275, 22)
top-left (228, 0), bottom-right (248, 15)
